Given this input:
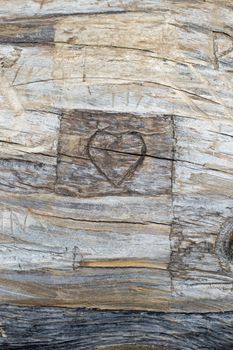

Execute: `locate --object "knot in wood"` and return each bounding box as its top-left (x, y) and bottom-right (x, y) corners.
top-left (216, 219), bottom-right (233, 272)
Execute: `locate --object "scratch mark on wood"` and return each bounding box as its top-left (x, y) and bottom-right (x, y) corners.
top-left (136, 95), bottom-right (143, 108)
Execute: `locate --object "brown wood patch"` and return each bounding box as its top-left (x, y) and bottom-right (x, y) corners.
top-left (56, 110), bottom-right (173, 197)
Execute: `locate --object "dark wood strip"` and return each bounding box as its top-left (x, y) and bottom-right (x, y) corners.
top-left (0, 20), bottom-right (55, 44)
top-left (0, 306), bottom-right (232, 350)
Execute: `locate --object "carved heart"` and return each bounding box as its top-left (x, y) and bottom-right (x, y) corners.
top-left (88, 130), bottom-right (146, 187)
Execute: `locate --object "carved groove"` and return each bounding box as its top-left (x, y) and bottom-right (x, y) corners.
top-left (87, 130), bottom-right (147, 187)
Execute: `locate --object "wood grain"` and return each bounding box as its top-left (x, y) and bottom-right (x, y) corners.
top-left (0, 0), bottom-right (233, 320)
top-left (57, 111), bottom-right (172, 196)
top-left (0, 207), bottom-right (170, 271)
top-left (0, 305), bottom-right (233, 350)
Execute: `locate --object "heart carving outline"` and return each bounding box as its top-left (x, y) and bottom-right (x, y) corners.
top-left (87, 130), bottom-right (147, 187)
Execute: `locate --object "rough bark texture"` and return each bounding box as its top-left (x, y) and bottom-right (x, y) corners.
top-left (0, 0), bottom-right (233, 349)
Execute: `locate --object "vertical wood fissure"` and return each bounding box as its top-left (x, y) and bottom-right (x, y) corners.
top-left (54, 114), bottom-right (62, 192)
top-left (168, 115), bottom-right (176, 297)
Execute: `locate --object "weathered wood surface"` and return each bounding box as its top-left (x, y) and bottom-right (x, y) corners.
top-left (1, 1), bottom-right (233, 347)
top-left (57, 111), bottom-right (172, 196)
top-left (0, 306), bottom-right (233, 350)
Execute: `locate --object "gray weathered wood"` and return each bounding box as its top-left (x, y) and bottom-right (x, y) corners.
top-left (0, 305), bottom-right (233, 350)
top-left (0, 0), bottom-right (233, 340)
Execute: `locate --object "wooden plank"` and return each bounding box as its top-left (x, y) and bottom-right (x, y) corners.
top-left (3, 42), bottom-right (230, 120)
top-left (0, 269), bottom-right (171, 310)
top-left (0, 192), bottom-right (172, 225)
top-left (0, 306), bottom-right (233, 350)
top-left (0, 207), bottom-right (170, 271)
